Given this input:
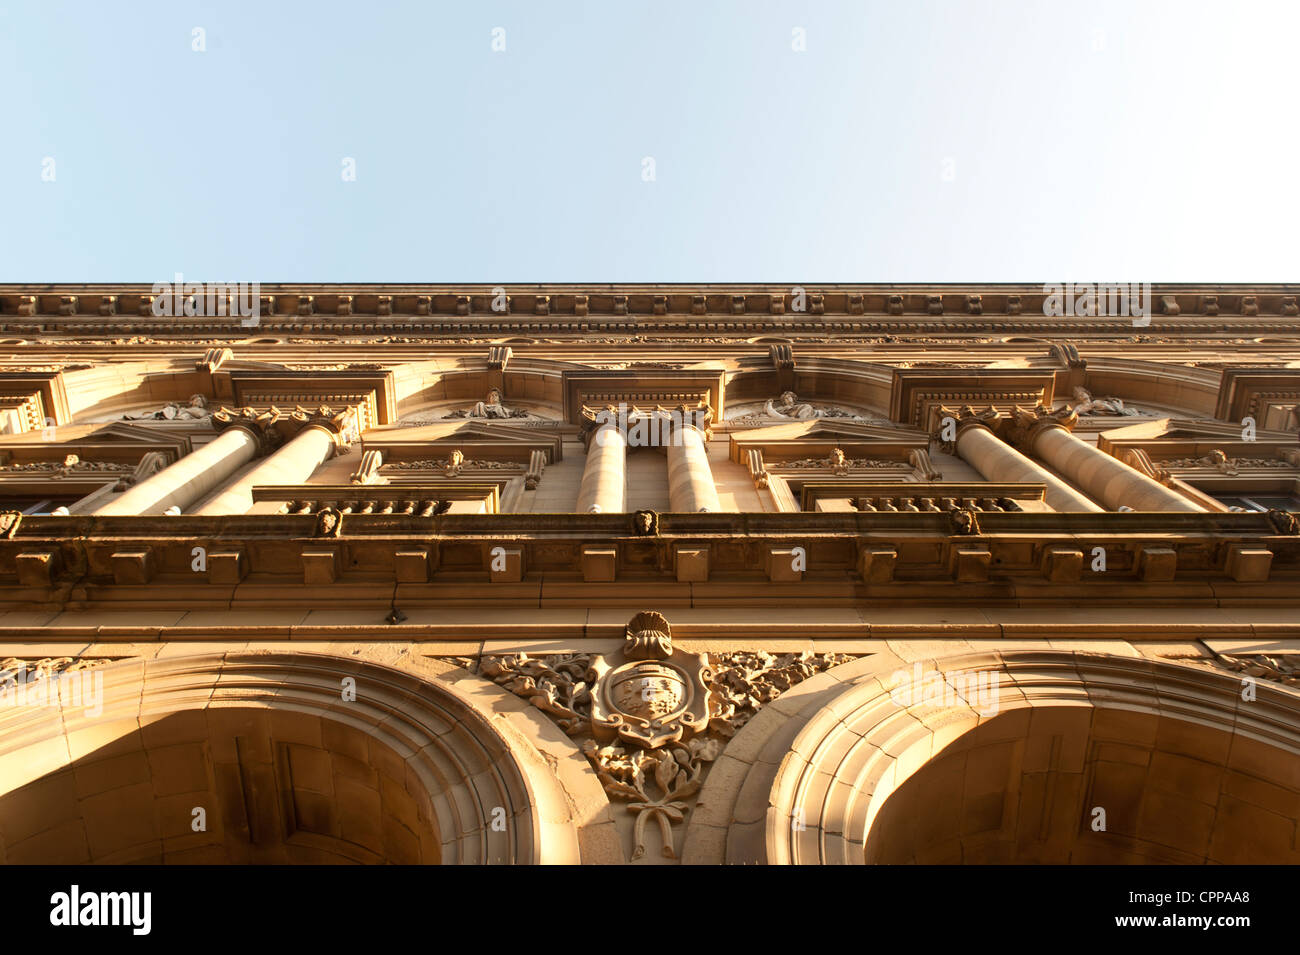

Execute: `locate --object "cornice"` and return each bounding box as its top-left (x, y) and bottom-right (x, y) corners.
top-left (1, 510), bottom-right (1295, 613)
top-left (4, 284), bottom-right (1300, 341)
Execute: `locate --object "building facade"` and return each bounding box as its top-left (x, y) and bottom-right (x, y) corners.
top-left (0, 283), bottom-right (1298, 865)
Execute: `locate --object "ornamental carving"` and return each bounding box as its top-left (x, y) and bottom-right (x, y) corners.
top-left (472, 613), bottom-right (859, 860)
top-left (314, 507), bottom-right (343, 537)
top-left (120, 394), bottom-right (212, 421)
top-left (1161, 450), bottom-right (1292, 474)
top-left (287, 404), bottom-right (358, 445)
top-left (762, 391), bottom-right (854, 420)
top-left (780, 453), bottom-right (910, 473)
top-left (1267, 509), bottom-right (1300, 535)
top-left (586, 612), bottom-right (712, 750)
top-left (948, 506), bottom-right (982, 535)
top-left (1069, 386), bottom-right (1143, 417)
top-left (0, 459), bottom-right (132, 474)
top-left (632, 509), bottom-right (659, 536)
top-left (1177, 653), bottom-right (1300, 688)
top-left (383, 458), bottom-right (518, 471)
top-left (443, 389), bottom-right (531, 419)
top-left (908, 447), bottom-right (943, 480)
top-left (1, 656), bottom-right (112, 679)
top-left (1005, 403), bottom-right (1078, 450)
top-left (935, 404), bottom-right (1000, 454)
top-left (211, 406), bottom-right (284, 454)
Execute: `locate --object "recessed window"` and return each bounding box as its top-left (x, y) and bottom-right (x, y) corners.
top-left (2, 497), bottom-right (83, 515)
top-left (1213, 494), bottom-right (1300, 513)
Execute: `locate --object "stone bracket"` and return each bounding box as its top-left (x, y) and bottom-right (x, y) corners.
top-left (1225, 544), bottom-right (1272, 582)
top-left (949, 545), bottom-right (991, 582)
top-left (766, 546), bottom-right (804, 583)
top-left (111, 549), bottom-right (154, 585)
top-left (488, 345), bottom-right (512, 394)
top-left (208, 550), bottom-right (248, 585)
top-left (857, 546), bottom-right (897, 584)
top-left (487, 544), bottom-right (524, 582)
top-left (1040, 546), bottom-right (1084, 583)
top-left (302, 548), bottom-right (339, 584)
top-left (1137, 545), bottom-right (1178, 582)
top-left (673, 544), bottom-right (709, 583)
top-left (16, 550), bottom-right (61, 587)
top-left (769, 343), bottom-right (795, 392)
top-left (580, 545), bottom-right (617, 583)
top-left (395, 547), bottom-right (437, 583)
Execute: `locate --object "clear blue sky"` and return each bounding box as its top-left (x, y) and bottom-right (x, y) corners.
top-left (1, 0), bottom-right (1296, 282)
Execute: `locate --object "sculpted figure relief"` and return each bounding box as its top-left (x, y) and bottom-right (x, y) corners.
top-left (763, 391), bottom-right (852, 419)
top-left (445, 389), bottom-right (529, 419)
top-left (1069, 386), bottom-right (1141, 417)
top-left (122, 394), bottom-right (212, 421)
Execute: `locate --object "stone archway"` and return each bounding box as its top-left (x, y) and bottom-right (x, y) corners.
top-left (698, 650), bottom-right (1300, 865)
top-left (0, 651), bottom-right (582, 864)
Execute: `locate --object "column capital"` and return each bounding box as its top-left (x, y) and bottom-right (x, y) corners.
top-left (579, 404), bottom-right (621, 451)
top-left (1006, 404), bottom-right (1078, 451)
top-left (280, 404), bottom-right (360, 450)
top-left (212, 406), bottom-right (284, 455)
top-left (935, 405), bottom-right (1000, 454)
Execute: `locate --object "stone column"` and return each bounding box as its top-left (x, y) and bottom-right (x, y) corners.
top-left (576, 419), bottom-right (627, 514)
top-left (1012, 407), bottom-right (1205, 512)
top-left (667, 423), bottom-right (721, 513)
top-left (93, 426), bottom-right (261, 516)
top-left (193, 424), bottom-right (336, 516)
top-left (943, 407), bottom-right (1103, 513)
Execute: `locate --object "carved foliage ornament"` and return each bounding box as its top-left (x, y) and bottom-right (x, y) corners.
top-left (473, 611), bottom-right (857, 860)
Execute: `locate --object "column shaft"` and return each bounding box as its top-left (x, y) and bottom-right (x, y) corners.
top-left (93, 426), bottom-right (259, 516)
top-left (667, 426), bottom-right (721, 513)
top-left (576, 424), bottom-right (627, 514)
top-left (955, 426), bottom-right (1103, 512)
top-left (192, 426), bottom-right (335, 516)
top-left (1029, 427), bottom-right (1205, 512)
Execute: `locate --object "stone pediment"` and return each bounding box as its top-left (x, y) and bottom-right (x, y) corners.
top-left (0, 422), bottom-right (190, 467)
top-left (888, 368), bottom-right (1057, 430)
top-left (728, 419), bottom-right (930, 468)
top-left (0, 369), bottom-right (70, 430)
top-left (365, 419), bottom-right (563, 464)
top-left (561, 369), bottom-right (725, 426)
top-left (227, 368), bottom-right (396, 426)
top-left (1097, 417), bottom-right (1300, 464)
top-left (733, 420), bottom-right (935, 480)
top-left (1214, 368), bottom-right (1300, 431)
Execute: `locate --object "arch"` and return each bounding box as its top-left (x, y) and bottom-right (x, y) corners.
top-left (0, 651), bottom-right (584, 864)
top-left (724, 357), bottom-right (897, 417)
top-left (697, 650), bottom-right (1300, 864)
